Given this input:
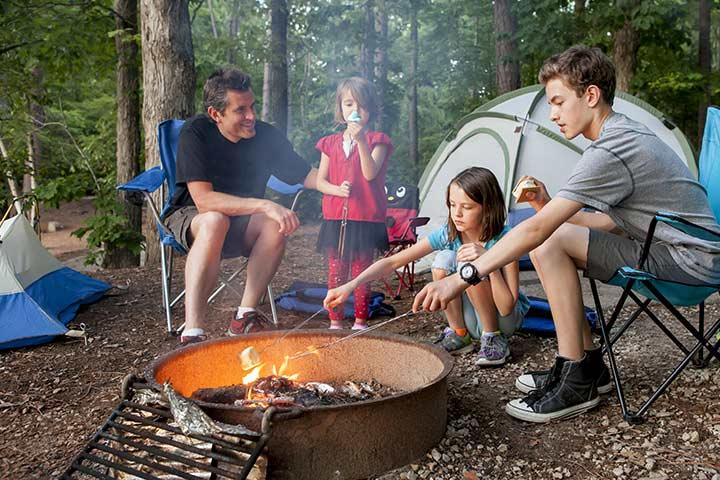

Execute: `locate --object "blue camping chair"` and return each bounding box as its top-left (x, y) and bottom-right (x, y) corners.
top-left (588, 106), bottom-right (720, 423)
top-left (119, 119), bottom-right (304, 334)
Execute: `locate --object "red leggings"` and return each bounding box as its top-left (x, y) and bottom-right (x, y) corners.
top-left (327, 248), bottom-right (373, 321)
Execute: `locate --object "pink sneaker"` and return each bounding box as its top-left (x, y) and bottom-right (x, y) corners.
top-left (179, 334), bottom-right (207, 346)
top-left (351, 321), bottom-right (368, 330)
top-left (227, 310), bottom-right (273, 336)
top-left (329, 321), bottom-right (345, 330)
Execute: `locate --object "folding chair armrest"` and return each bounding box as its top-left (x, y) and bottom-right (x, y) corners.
top-left (616, 266), bottom-right (658, 282)
top-left (117, 166), bottom-right (165, 194)
top-left (638, 212), bottom-right (720, 269)
top-left (398, 216), bottom-right (430, 240)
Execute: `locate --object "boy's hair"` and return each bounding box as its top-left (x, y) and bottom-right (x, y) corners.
top-left (538, 45), bottom-right (616, 106)
top-left (334, 77), bottom-right (378, 123)
top-left (446, 167), bottom-right (506, 244)
top-left (204, 68), bottom-right (252, 114)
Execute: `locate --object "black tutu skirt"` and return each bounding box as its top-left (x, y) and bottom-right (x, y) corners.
top-left (317, 220), bottom-right (389, 260)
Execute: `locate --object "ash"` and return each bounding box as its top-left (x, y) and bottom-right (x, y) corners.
top-left (191, 376), bottom-right (401, 408)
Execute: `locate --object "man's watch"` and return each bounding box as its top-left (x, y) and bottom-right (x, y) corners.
top-left (459, 263), bottom-right (486, 286)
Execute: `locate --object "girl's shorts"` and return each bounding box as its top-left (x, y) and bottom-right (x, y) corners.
top-left (431, 249), bottom-right (524, 339)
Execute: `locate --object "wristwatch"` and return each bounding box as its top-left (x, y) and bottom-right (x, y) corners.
top-left (459, 263), bottom-right (486, 286)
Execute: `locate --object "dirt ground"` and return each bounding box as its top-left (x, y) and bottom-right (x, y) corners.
top-left (1, 202), bottom-right (719, 480)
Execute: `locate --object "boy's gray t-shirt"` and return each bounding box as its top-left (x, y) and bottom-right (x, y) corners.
top-left (556, 112), bottom-right (720, 284)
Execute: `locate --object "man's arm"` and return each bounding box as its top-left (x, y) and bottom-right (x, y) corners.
top-left (412, 197), bottom-right (583, 312)
top-left (188, 181), bottom-right (299, 234)
top-left (303, 167), bottom-right (319, 190)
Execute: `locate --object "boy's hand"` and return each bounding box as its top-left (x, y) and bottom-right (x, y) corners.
top-left (412, 274), bottom-right (467, 312)
top-left (324, 285), bottom-right (352, 309)
top-left (456, 242), bottom-right (486, 262)
top-left (517, 175), bottom-right (551, 211)
top-left (337, 180), bottom-right (351, 198)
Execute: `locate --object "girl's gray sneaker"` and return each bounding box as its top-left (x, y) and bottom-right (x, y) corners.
top-left (475, 333), bottom-right (510, 366)
top-left (433, 327), bottom-right (474, 355)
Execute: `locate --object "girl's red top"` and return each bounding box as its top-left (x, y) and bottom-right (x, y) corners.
top-left (316, 131), bottom-right (394, 223)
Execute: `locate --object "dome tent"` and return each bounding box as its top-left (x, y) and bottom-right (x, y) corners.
top-left (0, 214), bottom-right (110, 350)
top-left (414, 85), bottom-right (696, 271)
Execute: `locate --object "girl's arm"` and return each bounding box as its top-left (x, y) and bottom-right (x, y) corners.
top-left (316, 153), bottom-right (350, 197)
top-left (487, 260), bottom-right (521, 317)
top-left (324, 238), bottom-right (434, 308)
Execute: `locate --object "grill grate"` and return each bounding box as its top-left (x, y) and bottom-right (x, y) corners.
top-left (61, 377), bottom-right (268, 480)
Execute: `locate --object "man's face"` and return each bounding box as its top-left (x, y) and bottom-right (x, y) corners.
top-left (209, 89), bottom-right (256, 142)
top-left (545, 77), bottom-right (594, 140)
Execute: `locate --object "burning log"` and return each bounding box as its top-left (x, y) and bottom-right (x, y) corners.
top-left (191, 384), bottom-right (247, 404)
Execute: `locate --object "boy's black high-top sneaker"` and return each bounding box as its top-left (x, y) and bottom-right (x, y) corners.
top-left (505, 354), bottom-right (601, 423)
top-left (514, 347), bottom-right (612, 394)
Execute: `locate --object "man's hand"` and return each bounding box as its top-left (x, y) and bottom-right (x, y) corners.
top-left (337, 180), bottom-right (351, 198)
top-left (263, 201), bottom-right (300, 235)
top-left (456, 242), bottom-right (486, 262)
top-left (412, 274), bottom-right (467, 312)
top-left (517, 175), bottom-right (551, 211)
top-left (324, 284), bottom-right (353, 310)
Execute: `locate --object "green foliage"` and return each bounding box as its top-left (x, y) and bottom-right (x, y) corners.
top-left (72, 180), bottom-right (145, 266)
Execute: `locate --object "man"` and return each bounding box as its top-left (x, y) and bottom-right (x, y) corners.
top-left (413, 45), bottom-right (720, 422)
top-left (164, 68), bottom-right (317, 344)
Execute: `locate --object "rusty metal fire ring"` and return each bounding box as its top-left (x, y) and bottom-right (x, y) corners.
top-left (146, 329), bottom-right (453, 480)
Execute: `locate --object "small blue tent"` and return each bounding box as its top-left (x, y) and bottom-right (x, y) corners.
top-left (0, 214), bottom-right (110, 350)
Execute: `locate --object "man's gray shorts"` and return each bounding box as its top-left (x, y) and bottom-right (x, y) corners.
top-left (164, 206), bottom-right (252, 259)
top-left (586, 229), bottom-right (701, 285)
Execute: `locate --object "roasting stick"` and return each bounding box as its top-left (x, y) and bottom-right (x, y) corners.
top-left (240, 308), bottom-right (326, 370)
top-left (287, 310), bottom-right (415, 361)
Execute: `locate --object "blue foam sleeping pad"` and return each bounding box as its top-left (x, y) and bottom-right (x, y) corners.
top-left (275, 281), bottom-right (396, 319)
top-left (521, 296), bottom-right (597, 334)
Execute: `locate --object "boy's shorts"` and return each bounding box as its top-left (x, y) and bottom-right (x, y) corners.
top-left (164, 206), bottom-right (252, 259)
top-left (431, 250), bottom-right (524, 339)
top-left (586, 229), bottom-right (702, 285)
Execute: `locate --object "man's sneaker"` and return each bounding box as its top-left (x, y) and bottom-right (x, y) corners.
top-left (433, 328), bottom-right (473, 355)
top-left (515, 348), bottom-right (612, 394)
top-left (227, 310), bottom-right (273, 336)
top-left (505, 355), bottom-right (600, 423)
top-left (475, 333), bottom-right (510, 366)
top-left (179, 334), bottom-right (207, 346)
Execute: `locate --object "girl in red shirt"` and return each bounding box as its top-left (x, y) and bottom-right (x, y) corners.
top-left (315, 77), bottom-right (394, 330)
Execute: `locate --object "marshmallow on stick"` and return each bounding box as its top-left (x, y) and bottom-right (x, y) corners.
top-left (239, 346), bottom-right (261, 370)
top-left (512, 179), bottom-right (540, 203)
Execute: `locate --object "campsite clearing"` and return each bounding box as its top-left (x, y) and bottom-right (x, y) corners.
top-left (0, 221), bottom-right (719, 479)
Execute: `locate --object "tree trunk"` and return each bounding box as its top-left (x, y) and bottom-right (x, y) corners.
top-left (613, 19), bottom-right (639, 92)
top-left (361, 0), bottom-right (375, 82)
top-left (268, 0), bottom-right (288, 134)
top-left (140, 0), bottom-right (196, 265)
top-left (408, 0), bottom-right (419, 181)
top-left (575, 0), bottom-right (585, 14)
top-left (493, 0), bottom-right (520, 95)
top-left (262, 61), bottom-right (271, 122)
top-left (0, 136), bottom-right (22, 216)
top-left (227, 0), bottom-right (241, 65)
top-left (374, 0), bottom-right (388, 131)
top-left (207, 0), bottom-right (219, 39)
top-left (24, 67), bottom-right (44, 205)
top-left (698, 0), bottom-right (711, 147)
top-left (106, 0), bottom-right (142, 268)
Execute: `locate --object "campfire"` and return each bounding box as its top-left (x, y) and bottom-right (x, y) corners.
top-left (147, 330), bottom-right (453, 480)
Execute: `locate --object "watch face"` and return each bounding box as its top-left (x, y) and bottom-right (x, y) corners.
top-left (460, 264), bottom-right (473, 279)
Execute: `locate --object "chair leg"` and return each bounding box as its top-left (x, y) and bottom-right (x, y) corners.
top-left (590, 279), bottom-right (644, 423)
top-left (160, 243), bottom-right (174, 335)
top-left (267, 285), bottom-right (278, 326)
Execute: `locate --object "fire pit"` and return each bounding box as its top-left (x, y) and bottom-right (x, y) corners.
top-left (146, 330), bottom-right (453, 480)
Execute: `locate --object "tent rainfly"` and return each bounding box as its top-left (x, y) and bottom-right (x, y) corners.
top-left (0, 214), bottom-right (110, 350)
top-left (415, 85), bottom-right (697, 271)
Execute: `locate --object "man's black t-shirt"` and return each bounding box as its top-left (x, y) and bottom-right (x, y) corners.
top-left (167, 115), bottom-right (311, 215)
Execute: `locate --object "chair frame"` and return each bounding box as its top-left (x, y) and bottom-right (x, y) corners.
top-left (382, 216), bottom-right (429, 299)
top-left (589, 212), bottom-right (720, 423)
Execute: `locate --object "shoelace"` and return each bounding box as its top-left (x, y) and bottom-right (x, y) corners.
top-left (523, 362), bottom-right (563, 406)
top-left (482, 335), bottom-right (506, 358)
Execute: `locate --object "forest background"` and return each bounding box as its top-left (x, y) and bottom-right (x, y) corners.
top-left (0, 0), bottom-right (718, 268)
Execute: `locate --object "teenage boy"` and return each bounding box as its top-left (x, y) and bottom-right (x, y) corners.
top-left (413, 45), bottom-right (720, 422)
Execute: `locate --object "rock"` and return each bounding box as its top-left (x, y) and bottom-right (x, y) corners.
top-left (431, 449), bottom-right (441, 461)
top-left (47, 221), bottom-right (64, 232)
